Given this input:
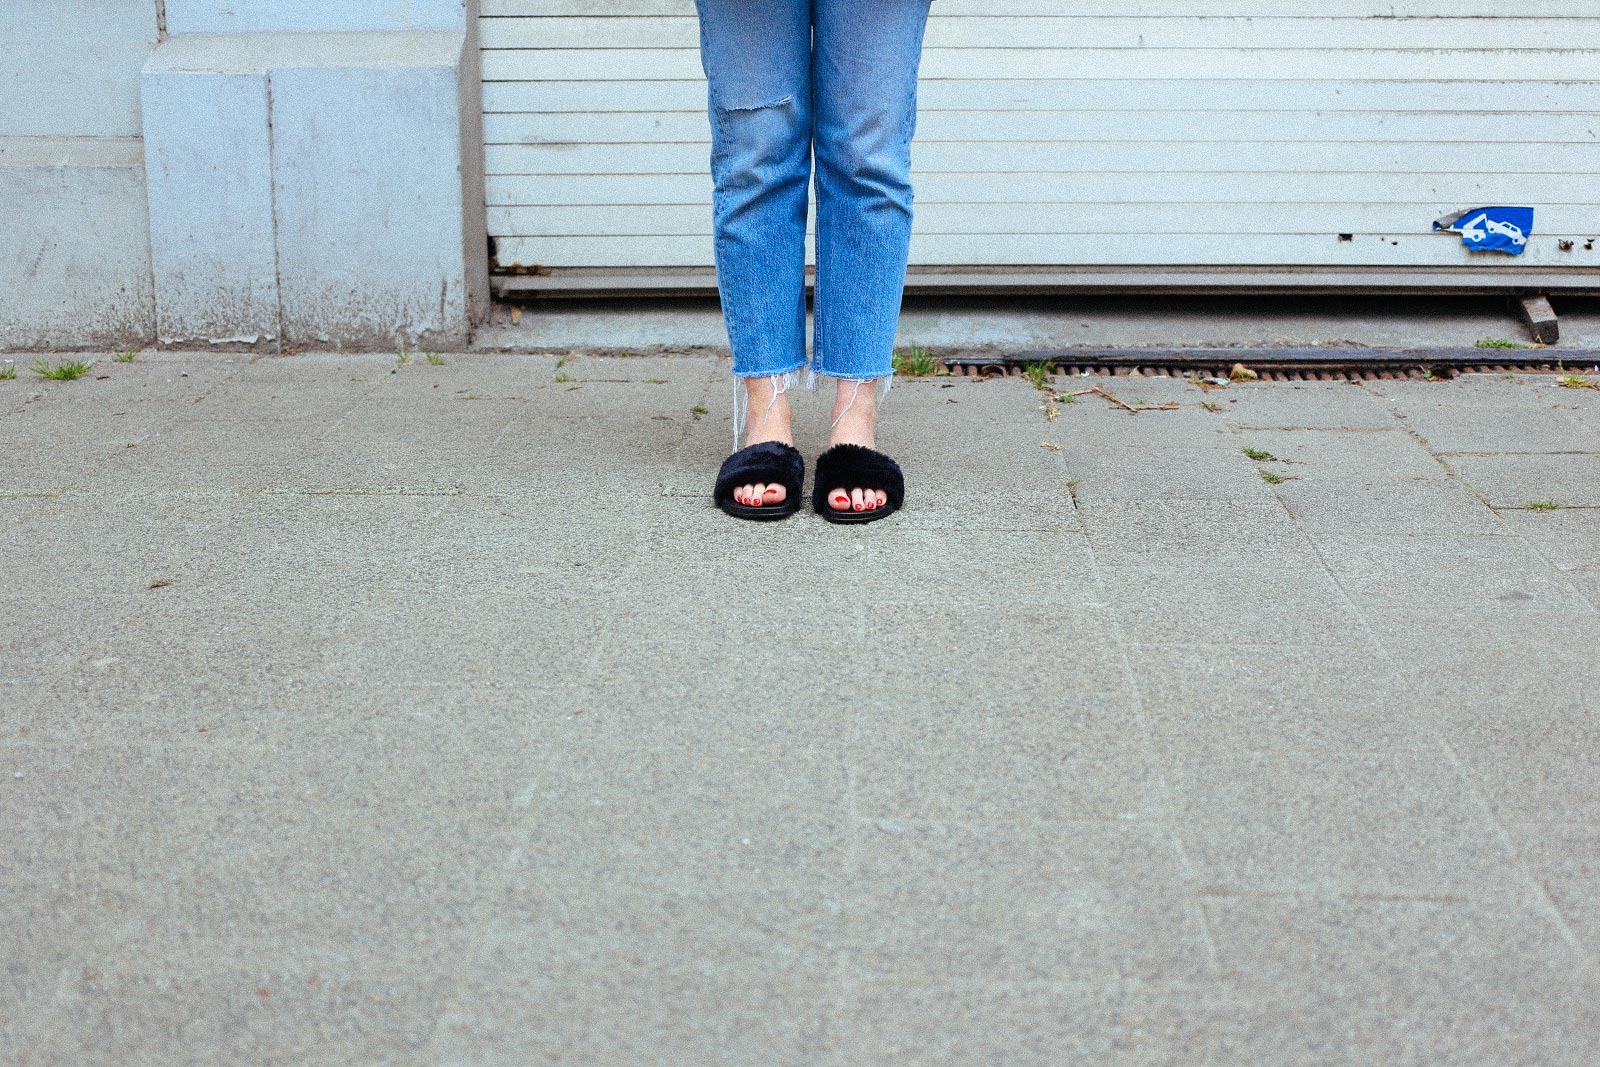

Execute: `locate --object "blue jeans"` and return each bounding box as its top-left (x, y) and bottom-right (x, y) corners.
top-left (693, 0), bottom-right (933, 401)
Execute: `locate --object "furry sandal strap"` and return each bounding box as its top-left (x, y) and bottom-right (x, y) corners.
top-left (713, 440), bottom-right (805, 520)
top-left (811, 443), bottom-right (905, 524)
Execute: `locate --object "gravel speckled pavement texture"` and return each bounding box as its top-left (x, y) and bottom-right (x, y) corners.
top-left (5, 351), bottom-right (1600, 1065)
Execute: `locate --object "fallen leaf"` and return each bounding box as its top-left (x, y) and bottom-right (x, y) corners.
top-left (1229, 363), bottom-right (1259, 382)
top-left (1041, 441), bottom-right (1062, 451)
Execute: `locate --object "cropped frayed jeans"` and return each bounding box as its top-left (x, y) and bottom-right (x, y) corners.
top-left (692, 0), bottom-right (933, 444)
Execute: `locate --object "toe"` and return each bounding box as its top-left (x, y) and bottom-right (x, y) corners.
top-left (763, 484), bottom-right (786, 505)
top-left (851, 488), bottom-right (866, 512)
top-left (750, 482), bottom-right (767, 506)
top-left (828, 488), bottom-right (850, 511)
top-left (876, 489), bottom-right (888, 508)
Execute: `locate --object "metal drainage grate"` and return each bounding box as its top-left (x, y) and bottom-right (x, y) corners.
top-left (942, 347), bottom-right (1600, 382)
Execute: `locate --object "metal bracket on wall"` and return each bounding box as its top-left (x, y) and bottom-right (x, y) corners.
top-left (1518, 294), bottom-right (1560, 345)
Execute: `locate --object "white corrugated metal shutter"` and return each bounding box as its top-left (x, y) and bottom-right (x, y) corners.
top-left (480, 1), bottom-right (1600, 291)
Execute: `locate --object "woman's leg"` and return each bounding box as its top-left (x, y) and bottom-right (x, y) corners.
top-left (812, 0), bottom-right (933, 512)
top-left (693, 0), bottom-right (814, 506)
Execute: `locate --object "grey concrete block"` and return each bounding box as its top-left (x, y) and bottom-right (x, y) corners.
top-left (166, 0), bottom-right (465, 34)
top-left (1168, 749), bottom-right (1530, 900)
top-left (1128, 644), bottom-right (1433, 758)
top-left (1510, 824), bottom-right (1600, 957)
top-left (1, 0), bottom-right (158, 139)
top-left (1203, 896), bottom-right (1600, 1066)
top-left (1077, 499), bottom-right (1303, 553)
top-left (1065, 445), bottom-right (1275, 505)
top-left (1392, 394), bottom-right (1599, 455)
top-left (833, 978), bottom-right (1259, 1067)
top-left (1312, 532), bottom-right (1594, 619)
top-left (432, 888), bottom-right (838, 1067)
top-left (1454, 453), bottom-right (1600, 508)
top-left (1496, 506), bottom-right (1600, 572)
top-left (838, 821), bottom-right (1212, 982)
top-left (1220, 380), bottom-right (1398, 430)
top-left (1092, 547), bottom-right (1369, 646)
top-left (265, 36), bottom-right (472, 348)
top-left (0, 489), bottom-right (236, 597)
top-left (1279, 477), bottom-right (1505, 537)
top-left (856, 529), bottom-right (1106, 608)
top-left (1239, 426), bottom-right (1448, 483)
top-left (0, 141), bottom-right (154, 350)
top-left (141, 69), bottom-right (279, 345)
top-left (140, 31), bottom-right (480, 348)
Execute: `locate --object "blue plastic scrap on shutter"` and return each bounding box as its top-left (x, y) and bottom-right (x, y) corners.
top-left (1433, 206), bottom-right (1534, 255)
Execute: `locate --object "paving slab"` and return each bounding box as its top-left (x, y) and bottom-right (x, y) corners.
top-left (5, 349), bottom-right (1600, 1065)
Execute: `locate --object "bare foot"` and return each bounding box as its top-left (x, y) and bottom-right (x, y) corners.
top-left (825, 379), bottom-right (889, 514)
top-left (732, 375), bottom-right (794, 509)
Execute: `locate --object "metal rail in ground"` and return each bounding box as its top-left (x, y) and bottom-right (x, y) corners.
top-left (941, 347), bottom-right (1600, 382)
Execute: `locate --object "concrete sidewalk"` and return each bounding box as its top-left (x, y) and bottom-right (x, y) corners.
top-left (4, 350), bottom-right (1599, 1065)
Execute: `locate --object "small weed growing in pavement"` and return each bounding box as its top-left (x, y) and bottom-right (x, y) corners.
top-left (892, 346), bottom-right (938, 376)
top-left (1557, 373), bottom-right (1599, 390)
top-left (1241, 447), bottom-right (1276, 461)
top-left (0, 362), bottom-right (15, 380)
top-left (464, 392), bottom-right (480, 400)
top-left (554, 372), bottom-right (574, 383)
top-left (1024, 360), bottom-right (1053, 388)
top-left (555, 355), bottom-right (570, 370)
top-left (1474, 337), bottom-right (1527, 350)
top-left (114, 348), bottom-right (139, 363)
top-left (424, 352), bottom-right (445, 365)
top-left (397, 347), bottom-right (412, 366)
top-left (642, 378), bottom-right (667, 384)
top-left (33, 358), bottom-right (92, 381)
top-left (1526, 500), bottom-right (1564, 510)
top-left (691, 405), bottom-right (709, 415)
top-left (1259, 470), bottom-right (1289, 485)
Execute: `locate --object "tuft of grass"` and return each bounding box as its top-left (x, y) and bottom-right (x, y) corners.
top-left (0, 362), bottom-right (15, 380)
top-left (892, 345), bottom-right (938, 376)
top-left (1474, 337), bottom-right (1527, 350)
top-left (1259, 470), bottom-right (1289, 485)
top-left (1241, 447), bottom-right (1276, 462)
top-left (554, 372), bottom-right (574, 383)
top-left (1023, 360), bottom-right (1053, 388)
top-left (424, 352), bottom-right (445, 366)
top-left (33, 358), bottom-right (92, 381)
top-left (114, 348), bottom-right (139, 363)
top-left (1526, 500), bottom-right (1564, 510)
top-left (1557, 373), bottom-right (1599, 390)
top-left (555, 355), bottom-right (570, 370)
top-left (464, 392), bottom-right (480, 400)
top-left (396, 338), bottom-right (413, 365)
top-left (691, 405), bottom-right (708, 415)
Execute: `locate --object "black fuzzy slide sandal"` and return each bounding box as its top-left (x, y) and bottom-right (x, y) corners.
top-left (811, 443), bottom-right (905, 524)
top-left (713, 441), bottom-right (805, 521)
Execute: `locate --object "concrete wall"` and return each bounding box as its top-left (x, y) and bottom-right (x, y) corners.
top-left (164, 0), bottom-right (466, 33)
top-left (0, 0), bottom-right (159, 349)
top-left (1, 0), bottom-right (488, 352)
